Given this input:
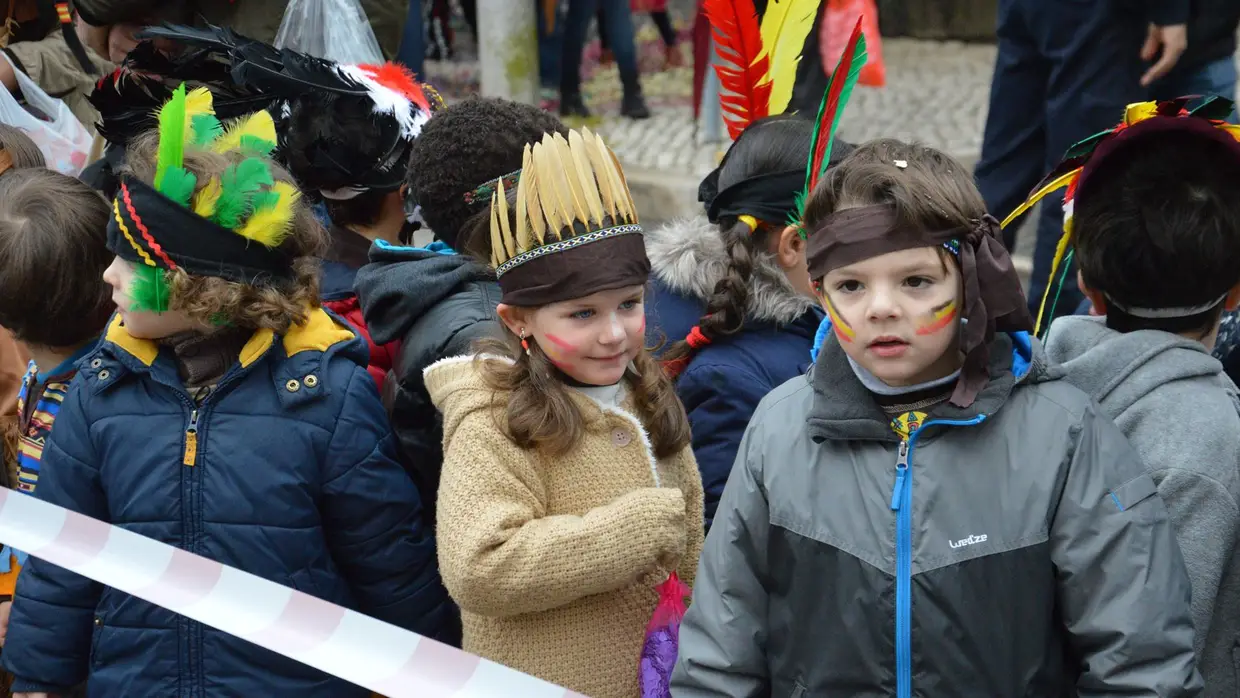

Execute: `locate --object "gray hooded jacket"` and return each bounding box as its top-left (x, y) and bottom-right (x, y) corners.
top-left (1046, 316), bottom-right (1240, 697)
top-left (672, 332), bottom-right (1203, 697)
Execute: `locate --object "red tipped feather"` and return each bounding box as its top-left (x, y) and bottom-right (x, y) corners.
top-left (702, 0), bottom-right (772, 139)
top-left (806, 16), bottom-right (866, 194)
top-left (359, 62), bottom-right (430, 113)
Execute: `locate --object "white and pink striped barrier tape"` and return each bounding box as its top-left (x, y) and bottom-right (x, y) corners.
top-left (0, 489), bottom-right (588, 698)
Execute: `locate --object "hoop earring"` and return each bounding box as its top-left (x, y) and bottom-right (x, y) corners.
top-left (519, 328), bottom-right (531, 356)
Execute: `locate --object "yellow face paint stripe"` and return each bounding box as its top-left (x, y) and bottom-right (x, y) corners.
top-left (916, 300), bottom-right (958, 335)
top-left (822, 292), bottom-right (855, 343)
top-left (113, 199), bottom-right (158, 268)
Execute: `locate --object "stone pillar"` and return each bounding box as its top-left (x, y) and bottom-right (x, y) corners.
top-left (476, 0), bottom-right (539, 104)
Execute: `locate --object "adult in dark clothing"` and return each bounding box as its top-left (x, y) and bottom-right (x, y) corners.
top-left (1147, 0), bottom-right (1240, 120)
top-left (974, 0), bottom-right (1188, 323)
top-left (558, 0), bottom-right (650, 119)
top-left (354, 97), bottom-right (568, 526)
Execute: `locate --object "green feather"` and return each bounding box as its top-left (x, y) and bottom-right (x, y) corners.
top-left (211, 158), bottom-right (274, 230)
top-left (190, 114), bottom-right (224, 148)
top-left (129, 264), bottom-right (171, 313)
top-left (159, 166), bottom-right (197, 208)
top-left (154, 84), bottom-right (187, 194)
top-left (799, 23), bottom-right (868, 221)
top-left (239, 135), bottom-right (277, 156)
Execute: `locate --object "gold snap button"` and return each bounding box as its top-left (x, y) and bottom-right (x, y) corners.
top-left (286, 379), bottom-right (301, 392)
top-left (90, 358), bottom-right (102, 369)
top-left (303, 374), bottom-right (318, 388)
top-left (97, 369), bottom-right (110, 381)
top-left (94, 617), bottom-right (102, 626)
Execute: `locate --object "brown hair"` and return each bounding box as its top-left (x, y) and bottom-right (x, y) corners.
top-left (801, 138), bottom-right (986, 275)
top-left (0, 169), bottom-right (114, 347)
top-left (0, 124), bottom-right (47, 171)
top-left (473, 333), bottom-right (691, 459)
top-left (122, 131), bottom-right (329, 333)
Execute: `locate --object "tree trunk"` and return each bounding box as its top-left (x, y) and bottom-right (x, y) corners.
top-left (878, 0), bottom-right (996, 41)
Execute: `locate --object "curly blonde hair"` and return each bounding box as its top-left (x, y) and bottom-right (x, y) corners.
top-left (122, 131), bottom-right (328, 334)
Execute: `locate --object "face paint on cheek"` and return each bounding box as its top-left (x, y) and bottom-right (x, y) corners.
top-left (542, 333), bottom-right (579, 370)
top-left (916, 299), bottom-right (958, 336)
top-left (821, 293), bottom-right (855, 343)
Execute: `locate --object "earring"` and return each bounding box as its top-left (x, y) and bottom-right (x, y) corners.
top-left (519, 328), bottom-right (531, 356)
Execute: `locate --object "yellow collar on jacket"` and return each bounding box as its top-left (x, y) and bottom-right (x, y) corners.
top-left (104, 307), bottom-right (356, 368)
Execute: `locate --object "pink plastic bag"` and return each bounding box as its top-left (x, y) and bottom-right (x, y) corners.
top-left (821, 0), bottom-right (886, 87)
top-left (638, 572), bottom-right (690, 698)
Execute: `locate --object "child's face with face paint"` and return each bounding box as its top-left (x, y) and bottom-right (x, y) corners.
top-left (499, 284), bottom-right (647, 386)
top-left (102, 257), bottom-right (202, 340)
top-left (818, 246), bottom-right (964, 387)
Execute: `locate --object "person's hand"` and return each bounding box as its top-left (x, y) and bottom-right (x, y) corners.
top-left (1140, 23), bottom-right (1189, 87)
top-left (0, 599), bottom-right (11, 647)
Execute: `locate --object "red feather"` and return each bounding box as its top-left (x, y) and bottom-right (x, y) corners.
top-left (807, 16), bottom-right (865, 193)
top-left (702, 0), bottom-right (771, 139)
top-left (359, 62), bottom-right (431, 113)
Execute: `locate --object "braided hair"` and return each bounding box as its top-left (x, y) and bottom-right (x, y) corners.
top-left (663, 116), bottom-right (851, 378)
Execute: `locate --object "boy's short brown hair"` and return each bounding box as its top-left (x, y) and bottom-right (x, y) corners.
top-left (0, 169), bottom-right (114, 347)
top-left (0, 124), bottom-right (46, 170)
top-left (122, 131), bottom-right (328, 333)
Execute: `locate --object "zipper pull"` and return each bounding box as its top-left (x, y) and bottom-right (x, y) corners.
top-left (890, 440), bottom-right (909, 511)
top-left (183, 410), bottom-right (199, 466)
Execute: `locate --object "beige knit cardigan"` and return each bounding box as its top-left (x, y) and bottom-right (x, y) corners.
top-left (425, 356), bottom-right (705, 698)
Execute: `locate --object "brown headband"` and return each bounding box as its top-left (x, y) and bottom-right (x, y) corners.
top-left (808, 204), bottom-right (1032, 407)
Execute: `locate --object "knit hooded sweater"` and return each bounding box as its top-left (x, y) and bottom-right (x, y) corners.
top-left (424, 355), bottom-right (705, 698)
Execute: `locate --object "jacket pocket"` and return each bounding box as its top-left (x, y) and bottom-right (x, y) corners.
top-left (1108, 474), bottom-right (1160, 520)
top-left (89, 614), bottom-right (105, 668)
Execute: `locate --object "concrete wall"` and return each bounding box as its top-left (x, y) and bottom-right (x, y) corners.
top-left (877, 0), bottom-right (996, 41)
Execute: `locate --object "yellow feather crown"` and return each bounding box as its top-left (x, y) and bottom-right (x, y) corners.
top-left (489, 128), bottom-right (639, 272)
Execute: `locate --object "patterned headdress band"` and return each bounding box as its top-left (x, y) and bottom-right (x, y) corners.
top-left (463, 169), bottom-right (522, 206)
top-left (489, 128), bottom-right (650, 306)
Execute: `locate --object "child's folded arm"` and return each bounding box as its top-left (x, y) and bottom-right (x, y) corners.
top-left (1051, 403), bottom-right (1203, 696)
top-left (436, 411), bottom-right (686, 618)
top-left (321, 369), bottom-right (454, 644)
top-left (1, 386), bottom-right (106, 691)
top-left (670, 415), bottom-right (771, 698)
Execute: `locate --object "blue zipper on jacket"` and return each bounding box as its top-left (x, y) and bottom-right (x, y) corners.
top-left (889, 415), bottom-right (986, 698)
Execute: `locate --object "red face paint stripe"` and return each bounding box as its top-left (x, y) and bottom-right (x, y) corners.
top-left (916, 301), bottom-right (958, 336)
top-left (544, 334), bottom-right (577, 351)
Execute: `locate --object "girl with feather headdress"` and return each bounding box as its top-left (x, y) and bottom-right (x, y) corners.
top-left (0, 87), bottom-right (457, 697)
top-left (673, 19), bottom-right (1202, 698)
top-left (423, 126), bottom-right (703, 698)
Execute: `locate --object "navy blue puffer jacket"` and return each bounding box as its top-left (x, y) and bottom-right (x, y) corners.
top-left (2, 309), bottom-right (456, 697)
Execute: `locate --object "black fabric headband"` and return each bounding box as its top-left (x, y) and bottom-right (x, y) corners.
top-left (705, 168), bottom-right (804, 226)
top-left (106, 178), bottom-right (295, 284)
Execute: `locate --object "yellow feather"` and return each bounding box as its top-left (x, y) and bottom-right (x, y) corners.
top-left (211, 111), bottom-right (278, 154)
top-left (521, 144), bottom-right (547, 244)
top-left (534, 138), bottom-right (572, 238)
top-left (237, 182), bottom-right (300, 247)
top-left (999, 168), bottom-right (1080, 229)
top-left (552, 133), bottom-right (589, 226)
top-left (514, 156), bottom-right (530, 251)
top-left (760, 0), bottom-right (819, 115)
top-left (568, 130), bottom-right (605, 227)
top-left (192, 178), bottom-right (223, 218)
top-left (496, 178), bottom-right (517, 256)
top-left (581, 128), bottom-right (618, 220)
top-left (489, 198), bottom-right (505, 267)
top-left (599, 133), bottom-right (638, 224)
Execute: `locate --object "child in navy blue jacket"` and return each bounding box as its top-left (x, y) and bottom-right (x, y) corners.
top-left (1, 88), bottom-right (455, 697)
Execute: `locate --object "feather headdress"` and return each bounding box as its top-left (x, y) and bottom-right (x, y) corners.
top-left (1000, 96), bottom-right (1240, 334)
top-left (106, 84), bottom-right (301, 313)
top-left (703, 0), bottom-right (820, 139)
top-left (489, 128), bottom-right (650, 306)
top-left (794, 15), bottom-right (866, 232)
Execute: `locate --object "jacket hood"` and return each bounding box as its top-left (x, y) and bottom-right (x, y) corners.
top-left (354, 240), bottom-right (494, 345)
top-left (1044, 315), bottom-right (1227, 416)
top-left (645, 216), bottom-right (815, 326)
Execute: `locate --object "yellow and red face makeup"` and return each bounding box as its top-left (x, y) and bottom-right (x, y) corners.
top-left (821, 292), bottom-right (856, 343)
top-left (916, 300), bottom-right (958, 336)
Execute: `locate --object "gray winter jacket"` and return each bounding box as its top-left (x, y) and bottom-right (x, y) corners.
top-left (1046, 316), bottom-right (1240, 697)
top-left (672, 331), bottom-right (1204, 697)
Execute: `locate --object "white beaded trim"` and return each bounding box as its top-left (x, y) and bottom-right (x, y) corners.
top-left (496, 224), bottom-right (644, 277)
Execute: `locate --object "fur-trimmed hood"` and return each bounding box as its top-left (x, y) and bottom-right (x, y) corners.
top-left (644, 216), bottom-right (814, 326)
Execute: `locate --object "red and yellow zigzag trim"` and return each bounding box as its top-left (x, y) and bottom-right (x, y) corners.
top-left (54, 2), bottom-right (71, 24)
top-left (121, 184), bottom-right (176, 269)
top-left (113, 200), bottom-right (157, 268)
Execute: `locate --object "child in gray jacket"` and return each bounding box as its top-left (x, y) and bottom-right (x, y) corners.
top-left (1044, 101), bottom-right (1240, 695)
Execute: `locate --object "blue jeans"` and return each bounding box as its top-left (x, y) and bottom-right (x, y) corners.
top-left (975, 0), bottom-right (1145, 324)
top-left (1150, 55), bottom-right (1239, 123)
top-left (559, 0), bottom-right (640, 95)
top-left (397, 0), bottom-right (425, 78)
